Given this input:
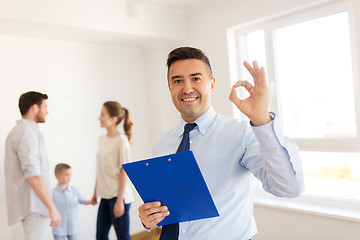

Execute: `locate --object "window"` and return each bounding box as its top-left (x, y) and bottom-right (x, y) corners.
top-left (228, 0), bottom-right (360, 201)
top-left (275, 11), bottom-right (356, 140)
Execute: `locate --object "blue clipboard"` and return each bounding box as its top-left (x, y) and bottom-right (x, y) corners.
top-left (123, 151), bottom-right (219, 226)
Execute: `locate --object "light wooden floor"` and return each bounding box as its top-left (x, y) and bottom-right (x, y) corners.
top-left (131, 228), bottom-right (161, 240)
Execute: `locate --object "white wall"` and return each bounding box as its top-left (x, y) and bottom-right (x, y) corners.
top-left (253, 205), bottom-right (360, 239)
top-left (182, 0), bottom-right (360, 239)
top-left (143, 44), bottom-right (181, 143)
top-left (0, 0), bottom-right (187, 42)
top-left (0, 36), bottom-right (155, 239)
top-left (0, 0), bottom-right (187, 238)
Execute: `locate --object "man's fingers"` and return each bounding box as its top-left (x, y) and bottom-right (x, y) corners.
top-left (258, 66), bottom-right (267, 85)
top-left (243, 61), bottom-right (254, 76)
top-left (149, 212), bottom-right (169, 227)
top-left (230, 81), bottom-right (253, 105)
top-left (232, 80), bottom-right (253, 92)
top-left (139, 202), bottom-right (168, 217)
top-left (141, 209), bottom-right (170, 229)
top-left (229, 86), bottom-right (241, 106)
top-left (139, 201), bottom-right (161, 211)
top-left (141, 206), bottom-right (168, 218)
top-left (138, 202), bottom-right (170, 229)
top-left (253, 60), bottom-right (259, 70)
top-left (243, 60), bottom-right (267, 86)
top-left (146, 210), bottom-right (169, 223)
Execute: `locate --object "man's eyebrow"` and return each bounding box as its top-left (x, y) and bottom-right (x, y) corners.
top-left (170, 73), bottom-right (203, 80)
top-left (171, 75), bottom-right (182, 80)
top-left (190, 73), bottom-right (202, 77)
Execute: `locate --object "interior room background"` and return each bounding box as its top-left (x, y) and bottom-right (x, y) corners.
top-left (0, 0), bottom-right (359, 239)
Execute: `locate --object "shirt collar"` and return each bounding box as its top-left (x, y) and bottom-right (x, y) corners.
top-left (55, 184), bottom-right (69, 191)
top-left (18, 118), bottom-right (41, 132)
top-left (177, 106), bottom-right (216, 137)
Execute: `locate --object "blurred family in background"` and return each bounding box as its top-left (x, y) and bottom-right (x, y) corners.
top-left (4, 91), bottom-right (133, 240)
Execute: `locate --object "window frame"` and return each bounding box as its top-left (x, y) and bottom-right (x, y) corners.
top-left (227, 0), bottom-right (360, 152)
top-left (227, 0), bottom-right (360, 218)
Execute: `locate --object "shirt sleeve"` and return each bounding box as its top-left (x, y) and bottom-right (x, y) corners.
top-left (242, 114), bottom-right (304, 197)
top-left (118, 136), bottom-right (131, 167)
top-left (16, 129), bottom-right (42, 179)
top-left (75, 187), bottom-right (86, 204)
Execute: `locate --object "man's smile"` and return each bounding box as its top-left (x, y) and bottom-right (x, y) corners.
top-left (181, 97), bottom-right (198, 102)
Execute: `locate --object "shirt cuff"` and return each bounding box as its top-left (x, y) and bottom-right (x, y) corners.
top-left (251, 112), bottom-right (283, 149)
top-left (23, 166), bottom-right (42, 179)
top-left (142, 223), bottom-right (152, 232)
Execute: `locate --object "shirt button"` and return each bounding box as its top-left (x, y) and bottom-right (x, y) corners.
top-left (182, 229), bottom-right (186, 233)
top-left (267, 133), bottom-right (273, 138)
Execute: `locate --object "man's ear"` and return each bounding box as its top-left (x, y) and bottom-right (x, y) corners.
top-left (210, 77), bottom-right (216, 94)
top-left (29, 104), bottom-right (39, 114)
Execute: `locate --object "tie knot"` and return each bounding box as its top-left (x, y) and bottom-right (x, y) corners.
top-left (184, 123), bottom-right (197, 134)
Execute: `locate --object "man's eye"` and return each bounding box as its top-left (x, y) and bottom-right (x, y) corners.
top-left (193, 77), bottom-right (200, 81)
top-left (174, 79), bottom-right (182, 84)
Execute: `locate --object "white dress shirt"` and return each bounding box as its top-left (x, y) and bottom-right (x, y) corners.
top-left (153, 107), bottom-right (304, 240)
top-left (4, 119), bottom-right (51, 225)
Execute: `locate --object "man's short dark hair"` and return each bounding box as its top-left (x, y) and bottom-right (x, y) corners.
top-left (18, 91), bottom-right (48, 116)
top-left (166, 47), bottom-right (213, 79)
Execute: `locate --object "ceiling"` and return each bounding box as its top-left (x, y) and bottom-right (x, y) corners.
top-left (129, 0), bottom-right (219, 12)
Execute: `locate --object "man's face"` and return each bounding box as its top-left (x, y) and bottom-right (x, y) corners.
top-left (35, 100), bottom-right (48, 123)
top-left (168, 59), bottom-right (215, 123)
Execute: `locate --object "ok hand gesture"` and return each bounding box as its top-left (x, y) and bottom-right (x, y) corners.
top-left (229, 61), bottom-right (272, 126)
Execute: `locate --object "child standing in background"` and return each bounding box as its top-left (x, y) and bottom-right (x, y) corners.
top-left (52, 163), bottom-right (93, 240)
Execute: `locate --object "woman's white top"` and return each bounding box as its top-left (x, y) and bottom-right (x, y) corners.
top-left (96, 134), bottom-right (133, 203)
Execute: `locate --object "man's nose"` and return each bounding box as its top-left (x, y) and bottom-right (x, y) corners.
top-left (183, 80), bottom-right (194, 94)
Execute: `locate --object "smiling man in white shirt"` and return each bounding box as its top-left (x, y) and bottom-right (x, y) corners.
top-left (4, 91), bottom-right (61, 240)
top-left (138, 47), bottom-right (304, 240)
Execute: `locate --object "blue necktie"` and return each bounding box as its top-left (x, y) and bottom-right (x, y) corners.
top-left (159, 123), bottom-right (197, 240)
